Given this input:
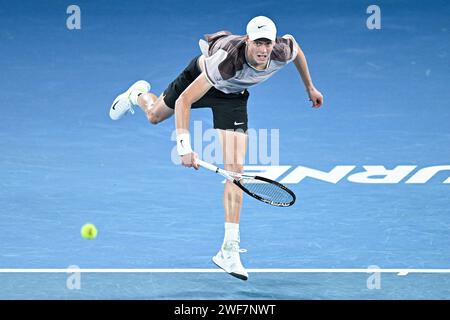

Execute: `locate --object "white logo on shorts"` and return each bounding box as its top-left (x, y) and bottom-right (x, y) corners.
top-left (234, 121), bottom-right (245, 126)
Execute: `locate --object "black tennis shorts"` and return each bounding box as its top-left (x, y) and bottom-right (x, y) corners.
top-left (163, 56), bottom-right (249, 131)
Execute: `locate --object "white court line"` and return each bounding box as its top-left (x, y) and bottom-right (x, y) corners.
top-left (1, 269), bottom-right (450, 276)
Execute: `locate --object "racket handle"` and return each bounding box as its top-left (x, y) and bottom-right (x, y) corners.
top-left (196, 159), bottom-right (219, 173)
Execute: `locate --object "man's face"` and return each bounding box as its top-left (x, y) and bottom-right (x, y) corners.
top-left (246, 37), bottom-right (274, 67)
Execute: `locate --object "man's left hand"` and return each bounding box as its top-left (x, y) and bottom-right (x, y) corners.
top-left (307, 87), bottom-right (323, 108)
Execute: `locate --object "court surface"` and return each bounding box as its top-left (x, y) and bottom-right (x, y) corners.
top-left (0, 0), bottom-right (449, 299)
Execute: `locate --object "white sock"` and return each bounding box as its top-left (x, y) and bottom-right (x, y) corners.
top-left (129, 90), bottom-right (147, 106)
top-left (223, 222), bottom-right (240, 243)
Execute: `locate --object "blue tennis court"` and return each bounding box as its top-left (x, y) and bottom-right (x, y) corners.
top-left (1, 0), bottom-right (449, 299)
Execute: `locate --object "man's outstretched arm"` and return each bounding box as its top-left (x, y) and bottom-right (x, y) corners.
top-left (175, 72), bottom-right (213, 168)
top-left (292, 42), bottom-right (324, 108)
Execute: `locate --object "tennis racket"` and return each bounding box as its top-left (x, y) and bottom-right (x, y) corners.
top-left (196, 159), bottom-right (296, 207)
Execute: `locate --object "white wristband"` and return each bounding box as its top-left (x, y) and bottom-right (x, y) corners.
top-left (176, 133), bottom-right (193, 156)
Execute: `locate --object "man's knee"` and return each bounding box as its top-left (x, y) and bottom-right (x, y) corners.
top-left (148, 109), bottom-right (161, 125)
top-left (147, 96), bottom-right (173, 125)
top-left (147, 100), bottom-right (167, 125)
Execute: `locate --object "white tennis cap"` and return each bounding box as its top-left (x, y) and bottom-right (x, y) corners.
top-left (246, 16), bottom-right (277, 41)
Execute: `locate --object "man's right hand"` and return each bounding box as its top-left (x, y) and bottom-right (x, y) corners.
top-left (181, 152), bottom-right (199, 170)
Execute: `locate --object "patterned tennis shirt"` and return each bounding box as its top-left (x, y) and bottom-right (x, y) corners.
top-left (198, 31), bottom-right (298, 94)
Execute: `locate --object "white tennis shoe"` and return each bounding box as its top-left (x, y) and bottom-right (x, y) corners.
top-left (109, 80), bottom-right (150, 120)
top-left (212, 241), bottom-right (248, 281)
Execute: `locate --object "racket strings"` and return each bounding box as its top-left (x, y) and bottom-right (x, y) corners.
top-left (240, 178), bottom-right (294, 204)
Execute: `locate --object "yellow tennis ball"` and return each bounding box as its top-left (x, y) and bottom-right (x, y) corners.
top-left (81, 223), bottom-right (98, 240)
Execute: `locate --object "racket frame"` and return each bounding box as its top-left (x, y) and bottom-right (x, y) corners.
top-left (196, 159), bottom-right (296, 207)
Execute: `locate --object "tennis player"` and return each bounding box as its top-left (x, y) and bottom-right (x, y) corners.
top-left (109, 16), bottom-right (323, 280)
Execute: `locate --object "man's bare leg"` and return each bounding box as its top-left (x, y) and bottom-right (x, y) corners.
top-left (212, 129), bottom-right (249, 280)
top-left (137, 93), bottom-right (174, 125)
top-left (220, 129), bottom-right (247, 224)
